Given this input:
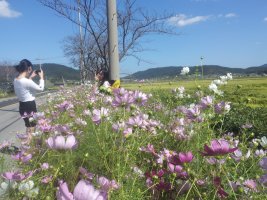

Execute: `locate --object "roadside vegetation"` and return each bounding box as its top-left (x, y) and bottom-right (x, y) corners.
top-left (0, 73), bottom-right (266, 199)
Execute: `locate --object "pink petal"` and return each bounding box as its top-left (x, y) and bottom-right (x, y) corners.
top-left (65, 135), bottom-right (77, 149)
top-left (55, 136), bottom-right (66, 149)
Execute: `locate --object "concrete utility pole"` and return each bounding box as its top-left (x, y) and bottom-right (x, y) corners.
top-left (106, 0), bottom-right (120, 81)
top-left (200, 56), bottom-right (204, 79)
top-left (78, 0), bottom-right (85, 83)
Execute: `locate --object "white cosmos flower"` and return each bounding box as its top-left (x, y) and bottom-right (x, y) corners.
top-left (181, 67), bottom-right (190, 75)
top-left (227, 73), bottom-right (233, 80)
top-left (18, 180), bottom-right (39, 198)
top-left (209, 83), bottom-right (218, 91)
top-left (260, 136), bottom-right (267, 149)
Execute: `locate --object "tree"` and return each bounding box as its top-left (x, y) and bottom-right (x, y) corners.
top-left (38, 0), bottom-right (175, 81)
top-left (0, 61), bottom-right (15, 82)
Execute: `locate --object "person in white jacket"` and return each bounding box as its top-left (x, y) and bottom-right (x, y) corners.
top-left (13, 59), bottom-right (44, 142)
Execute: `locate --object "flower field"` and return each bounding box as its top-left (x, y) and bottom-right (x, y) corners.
top-left (0, 74), bottom-right (267, 199)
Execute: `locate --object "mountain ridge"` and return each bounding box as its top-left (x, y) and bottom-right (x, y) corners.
top-left (126, 64), bottom-right (267, 79)
top-left (0, 63), bottom-right (80, 82)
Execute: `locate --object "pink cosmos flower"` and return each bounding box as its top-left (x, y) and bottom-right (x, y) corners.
top-left (112, 121), bottom-right (126, 132)
top-left (41, 163), bottom-right (50, 170)
top-left (127, 115), bottom-right (143, 128)
top-left (132, 90), bottom-right (148, 105)
top-left (123, 128), bottom-right (133, 137)
top-left (214, 101), bottom-right (231, 114)
top-left (54, 125), bottom-right (71, 134)
top-left (46, 135), bottom-right (78, 150)
top-left (259, 157), bottom-right (267, 170)
top-left (139, 144), bottom-right (157, 156)
top-left (97, 176), bottom-right (120, 191)
top-left (206, 157), bottom-right (225, 165)
top-left (37, 118), bottom-right (52, 132)
top-left (91, 108), bottom-right (109, 125)
top-left (200, 96), bottom-right (213, 109)
top-left (259, 174), bottom-right (267, 186)
top-left (73, 180), bottom-right (107, 200)
top-left (57, 101), bottom-right (74, 112)
top-left (178, 152), bottom-right (194, 163)
top-left (201, 139), bottom-right (238, 156)
top-left (112, 89), bottom-right (135, 108)
top-left (17, 133), bottom-right (28, 140)
top-left (56, 181), bottom-right (74, 200)
top-left (167, 163), bottom-right (183, 174)
top-left (243, 179), bottom-right (257, 191)
top-left (2, 171), bottom-right (33, 181)
top-left (79, 167), bottom-right (94, 180)
top-left (11, 151), bottom-right (32, 163)
top-left (41, 176), bottom-right (53, 184)
top-left (56, 180), bottom-right (107, 200)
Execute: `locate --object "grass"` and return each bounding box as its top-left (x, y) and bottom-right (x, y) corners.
top-left (122, 77), bottom-right (267, 107)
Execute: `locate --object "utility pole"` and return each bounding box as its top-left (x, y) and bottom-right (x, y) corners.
top-left (200, 56), bottom-right (204, 79)
top-left (78, 0), bottom-right (85, 83)
top-left (106, 0), bottom-right (120, 81)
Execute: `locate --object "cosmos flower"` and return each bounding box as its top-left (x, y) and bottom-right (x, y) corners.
top-left (2, 171), bottom-right (33, 181)
top-left (11, 151), bottom-right (32, 163)
top-left (46, 135), bottom-right (78, 150)
top-left (57, 180), bottom-right (107, 200)
top-left (243, 179), bottom-right (257, 191)
top-left (260, 136), bottom-right (267, 149)
top-left (259, 174), bottom-right (267, 186)
top-left (91, 108), bottom-right (109, 125)
top-left (97, 176), bottom-right (120, 191)
top-left (132, 90), bottom-right (149, 105)
top-left (201, 139), bottom-right (238, 156)
top-left (57, 101), bottom-right (74, 112)
top-left (181, 67), bottom-right (190, 75)
top-left (178, 152), bottom-right (194, 163)
top-left (214, 101), bottom-right (231, 114)
top-left (259, 157), bottom-right (267, 170)
top-left (200, 96), bottom-right (213, 109)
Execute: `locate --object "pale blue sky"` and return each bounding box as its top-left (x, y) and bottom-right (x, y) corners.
top-left (0, 0), bottom-right (267, 74)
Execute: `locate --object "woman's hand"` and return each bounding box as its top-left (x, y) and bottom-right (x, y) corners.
top-left (39, 69), bottom-right (44, 80)
top-left (29, 71), bottom-right (37, 79)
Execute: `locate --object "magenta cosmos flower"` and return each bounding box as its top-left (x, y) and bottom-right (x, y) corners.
top-left (178, 152), bottom-right (194, 163)
top-left (56, 180), bottom-right (107, 200)
top-left (46, 135), bottom-right (78, 150)
top-left (201, 139), bottom-right (238, 156)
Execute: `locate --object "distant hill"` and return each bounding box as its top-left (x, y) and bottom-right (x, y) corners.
top-left (0, 63), bottom-right (80, 82)
top-left (33, 63), bottom-right (80, 81)
top-left (126, 64), bottom-right (267, 80)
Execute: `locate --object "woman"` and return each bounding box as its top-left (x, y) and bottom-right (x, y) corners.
top-left (95, 70), bottom-right (120, 89)
top-left (13, 59), bottom-right (44, 141)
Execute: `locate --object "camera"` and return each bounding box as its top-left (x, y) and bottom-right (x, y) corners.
top-left (35, 69), bottom-right (41, 75)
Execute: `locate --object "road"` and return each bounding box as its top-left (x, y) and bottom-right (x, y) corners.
top-left (0, 93), bottom-right (50, 145)
top-left (0, 102), bottom-right (27, 145)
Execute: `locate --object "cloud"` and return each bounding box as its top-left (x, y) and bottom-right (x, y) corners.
top-left (264, 17), bottom-right (267, 22)
top-left (225, 13), bottom-right (237, 18)
top-left (0, 0), bottom-right (21, 18)
top-left (168, 14), bottom-right (210, 27)
top-left (218, 13), bottom-right (237, 18)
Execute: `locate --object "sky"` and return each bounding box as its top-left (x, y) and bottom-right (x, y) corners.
top-left (0, 0), bottom-right (267, 75)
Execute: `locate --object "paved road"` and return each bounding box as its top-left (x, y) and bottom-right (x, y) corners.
top-left (0, 103), bottom-right (27, 145)
top-left (0, 92), bottom-right (52, 145)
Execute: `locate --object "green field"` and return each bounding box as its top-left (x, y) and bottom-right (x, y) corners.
top-left (123, 77), bottom-right (267, 107)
